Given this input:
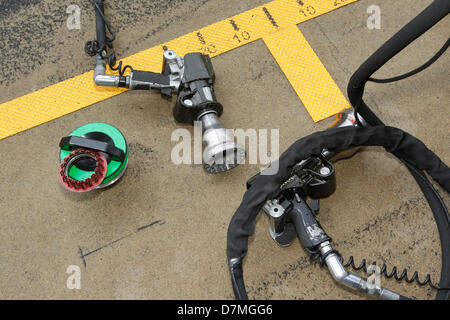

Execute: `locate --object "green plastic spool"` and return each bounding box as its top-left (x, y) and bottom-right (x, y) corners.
top-left (59, 123), bottom-right (129, 188)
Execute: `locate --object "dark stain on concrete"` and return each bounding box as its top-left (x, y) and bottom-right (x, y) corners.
top-left (0, 0), bottom-right (42, 18)
top-left (78, 219), bottom-right (165, 268)
top-left (137, 220), bottom-right (162, 232)
top-left (353, 197), bottom-right (424, 235)
top-left (0, 0), bottom-right (213, 87)
top-left (128, 141), bottom-right (154, 157)
top-left (127, 141), bottom-right (156, 179)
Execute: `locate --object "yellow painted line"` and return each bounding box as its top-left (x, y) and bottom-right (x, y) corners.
top-left (162, 0), bottom-right (359, 57)
top-left (0, 0), bottom-right (358, 140)
top-left (263, 26), bottom-right (351, 122)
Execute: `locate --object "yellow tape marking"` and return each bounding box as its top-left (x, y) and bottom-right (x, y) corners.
top-left (264, 26), bottom-right (351, 122)
top-left (0, 0), bottom-right (358, 140)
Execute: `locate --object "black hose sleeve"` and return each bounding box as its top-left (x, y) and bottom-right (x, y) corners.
top-left (227, 126), bottom-right (450, 300)
top-left (229, 256), bottom-right (248, 300)
top-left (347, 0), bottom-right (450, 126)
top-left (94, 0), bottom-right (107, 52)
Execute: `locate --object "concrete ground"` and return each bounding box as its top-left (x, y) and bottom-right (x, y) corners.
top-left (0, 0), bottom-right (448, 300)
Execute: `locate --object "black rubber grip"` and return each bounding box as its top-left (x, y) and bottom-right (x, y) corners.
top-left (59, 136), bottom-right (125, 163)
top-left (289, 198), bottom-right (331, 251)
top-left (131, 70), bottom-right (170, 90)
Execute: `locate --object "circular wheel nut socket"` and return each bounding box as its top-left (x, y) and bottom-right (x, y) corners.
top-left (59, 123), bottom-right (129, 191)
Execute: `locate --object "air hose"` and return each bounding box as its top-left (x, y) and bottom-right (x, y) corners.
top-left (84, 0), bottom-right (246, 174)
top-left (227, 0), bottom-right (450, 300)
top-left (348, 0), bottom-right (450, 127)
top-left (347, 0), bottom-right (450, 300)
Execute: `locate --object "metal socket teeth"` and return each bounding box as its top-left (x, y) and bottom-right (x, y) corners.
top-left (58, 148), bottom-right (108, 192)
top-left (203, 142), bottom-right (246, 174)
top-left (200, 112), bottom-right (246, 174)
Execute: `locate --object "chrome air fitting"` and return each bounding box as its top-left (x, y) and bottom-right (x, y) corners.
top-left (245, 155), bottom-right (403, 300)
top-left (94, 55), bottom-right (127, 87)
top-left (322, 108), bottom-right (367, 161)
top-left (319, 242), bottom-right (401, 300)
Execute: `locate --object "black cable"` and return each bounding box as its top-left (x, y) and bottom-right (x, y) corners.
top-left (310, 251), bottom-right (447, 290)
top-left (311, 155), bottom-right (450, 293)
top-left (348, 0), bottom-right (450, 127)
top-left (368, 38), bottom-right (450, 84)
top-left (91, 0), bottom-right (115, 48)
top-left (403, 160), bottom-right (450, 300)
top-left (105, 52), bottom-right (134, 76)
top-left (85, 0), bottom-right (134, 76)
top-left (84, 0), bottom-right (115, 55)
top-left (347, 0), bottom-right (450, 299)
top-left (227, 0), bottom-right (450, 301)
top-left (340, 255), bottom-right (449, 291)
top-left (227, 126), bottom-right (450, 300)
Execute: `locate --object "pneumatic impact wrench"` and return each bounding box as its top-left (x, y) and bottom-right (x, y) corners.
top-left (247, 109), bottom-right (404, 300)
top-left (86, 0), bottom-right (245, 173)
